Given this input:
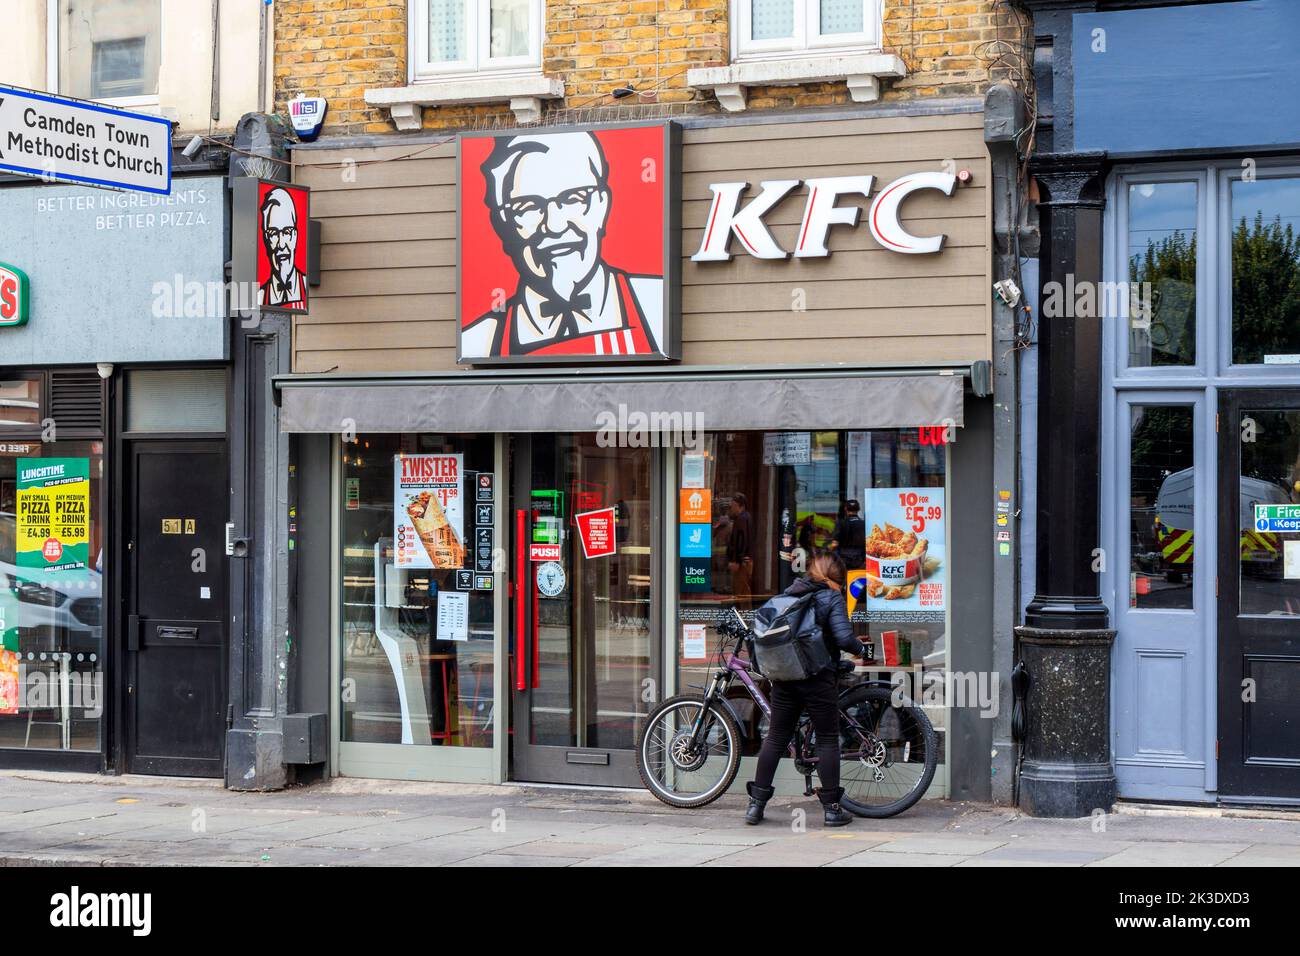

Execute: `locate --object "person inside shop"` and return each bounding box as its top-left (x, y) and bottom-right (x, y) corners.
top-left (830, 498), bottom-right (866, 570)
top-left (726, 493), bottom-right (753, 609)
top-left (744, 549), bottom-right (870, 828)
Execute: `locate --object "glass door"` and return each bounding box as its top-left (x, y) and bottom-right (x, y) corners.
top-left (1217, 390), bottom-right (1300, 801)
top-left (510, 434), bottom-right (658, 785)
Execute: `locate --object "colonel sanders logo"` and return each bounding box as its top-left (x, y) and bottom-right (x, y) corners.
top-left (258, 184), bottom-right (309, 311)
top-left (460, 127), bottom-right (672, 361)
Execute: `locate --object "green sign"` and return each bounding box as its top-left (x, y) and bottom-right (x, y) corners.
top-left (530, 490), bottom-right (564, 544)
top-left (0, 261), bottom-right (30, 327)
top-left (16, 457), bottom-right (91, 572)
top-left (1254, 503), bottom-right (1300, 532)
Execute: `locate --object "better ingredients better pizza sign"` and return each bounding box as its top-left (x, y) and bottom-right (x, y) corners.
top-left (395, 454), bottom-right (465, 569)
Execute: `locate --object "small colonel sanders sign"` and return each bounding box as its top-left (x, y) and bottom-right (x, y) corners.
top-left (458, 124), bottom-right (678, 363)
top-left (256, 181), bottom-right (310, 312)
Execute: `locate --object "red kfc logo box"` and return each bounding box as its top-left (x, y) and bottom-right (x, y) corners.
top-left (457, 123), bottom-right (680, 364)
top-left (231, 177), bottom-right (311, 317)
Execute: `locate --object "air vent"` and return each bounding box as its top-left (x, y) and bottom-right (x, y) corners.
top-left (48, 370), bottom-right (105, 432)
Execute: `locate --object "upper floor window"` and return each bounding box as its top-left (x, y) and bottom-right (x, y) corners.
top-left (734, 0), bottom-right (882, 60)
top-left (51, 0), bottom-right (162, 106)
top-left (412, 0), bottom-right (542, 81)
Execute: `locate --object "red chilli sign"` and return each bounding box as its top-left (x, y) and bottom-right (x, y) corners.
top-left (576, 507), bottom-right (617, 559)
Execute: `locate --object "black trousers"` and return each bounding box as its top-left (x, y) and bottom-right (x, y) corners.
top-left (753, 669), bottom-right (841, 792)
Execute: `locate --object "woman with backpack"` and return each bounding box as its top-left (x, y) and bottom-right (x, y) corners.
top-left (744, 549), bottom-right (870, 827)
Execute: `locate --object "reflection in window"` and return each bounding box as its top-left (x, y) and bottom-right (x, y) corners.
top-left (1230, 177), bottom-right (1300, 365)
top-left (58, 1), bottom-right (160, 101)
top-left (1128, 182), bottom-right (1197, 367)
top-left (1239, 410), bottom-right (1300, 616)
top-left (341, 434), bottom-right (495, 747)
top-left (0, 378), bottom-right (41, 429)
top-left (1129, 406), bottom-right (1194, 609)
top-left (676, 430), bottom-right (946, 758)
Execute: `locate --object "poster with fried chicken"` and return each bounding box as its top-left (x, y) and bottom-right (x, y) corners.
top-left (862, 488), bottom-right (946, 612)
top-left (394, 454), bottom-right (466, 570)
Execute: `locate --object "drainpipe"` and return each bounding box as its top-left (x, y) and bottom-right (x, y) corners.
top-left (984, 81), bottom-right (1032, 805)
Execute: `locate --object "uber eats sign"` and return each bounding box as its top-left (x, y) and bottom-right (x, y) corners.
top-left (0, 262), bottom-right (29, 327)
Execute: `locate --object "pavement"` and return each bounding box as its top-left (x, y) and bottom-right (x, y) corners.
top-left (1, 770), bottom-right (1299, 867)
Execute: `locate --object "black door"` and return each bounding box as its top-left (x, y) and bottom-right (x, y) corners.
top-left (510, 434), bottom-right (659, 786)
top-left (125, 441), bottom-right (227, 777)
top-left (1217, 390), bottom-right (1300, 802)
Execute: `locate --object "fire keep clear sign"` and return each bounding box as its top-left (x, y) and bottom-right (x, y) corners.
top-left (0, 85), bottom-right (172, 195)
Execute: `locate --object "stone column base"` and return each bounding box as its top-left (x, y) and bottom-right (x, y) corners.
top-left (1014, 624), bottom-right (1117, 818)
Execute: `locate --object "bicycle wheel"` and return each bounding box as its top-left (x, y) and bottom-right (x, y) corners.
top-left (837, 684), bottom-right (937, 818)
top-left (637, 695), bottom-right (742, 809)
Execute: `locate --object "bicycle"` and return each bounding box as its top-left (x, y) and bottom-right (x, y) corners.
top-left (637, 607), bottom-right (938, 818)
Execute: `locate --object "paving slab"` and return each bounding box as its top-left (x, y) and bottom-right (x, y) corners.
top-left (870, 835), bottom-right (1009, 856)
top-left (573, 841), bottom-right (746, 866)
top-left (1217, 844), bottom-right (1300, 866)
top-left (1087, 842), bottom-right (1252, 867)
top-left (828, 849), bottom-right (964, 867)
top-left (703, 836), bottom-right (883, 866)
top-left (448, 852), bottom-right (584, 867)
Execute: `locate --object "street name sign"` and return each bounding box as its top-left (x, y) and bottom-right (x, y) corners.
top-left (0, 85), bottom-right (171, 195)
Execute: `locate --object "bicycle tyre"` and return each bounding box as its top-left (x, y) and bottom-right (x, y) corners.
top-left (837, 684), bottom-right (938, 819)
top-left (636, 695), bottom-right (742, 809)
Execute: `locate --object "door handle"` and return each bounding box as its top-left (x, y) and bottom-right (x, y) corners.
top-left (515, 508), bottom-right (528, 692)
top-left (127, 614), bottom-right (140, 651)
top-left (531, 554), bottom-right (540, 690)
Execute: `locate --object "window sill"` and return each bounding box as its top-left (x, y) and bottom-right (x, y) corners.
top-left (365, 74), bottom-right (565, 129)
top-left (687, 52), bottom-right (907, 112)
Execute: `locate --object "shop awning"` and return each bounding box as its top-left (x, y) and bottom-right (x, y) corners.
top-left (274, 365), bottom-right (969, 435)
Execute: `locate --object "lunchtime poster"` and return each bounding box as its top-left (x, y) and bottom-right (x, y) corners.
top-left (394, 454), bottom-right (465, 569)
top-left (16, 457), bottom-right (90, 573)
top-left (862, 487), bottom-right (946, 613)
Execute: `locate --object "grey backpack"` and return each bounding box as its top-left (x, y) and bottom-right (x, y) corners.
top-left (750, 592), bottom-right (831, 681)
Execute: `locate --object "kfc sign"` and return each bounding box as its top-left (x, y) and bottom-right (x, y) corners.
top-left (232, 177), bottom-right (311, 318)
top-left (692, 171), bottom-right (957, 260)
top-left (459, 123), bottom-right (679, 364)
top-left (0, 262), bottom-right (29, 327)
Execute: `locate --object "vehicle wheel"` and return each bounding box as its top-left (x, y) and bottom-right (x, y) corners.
top-left (637, 695), bottom-right (742, 809)
top-left (837, 684), bottom-right (938, 819)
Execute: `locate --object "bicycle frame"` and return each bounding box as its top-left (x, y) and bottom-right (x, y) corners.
top-left (688, 630), bottom-right (883, 763)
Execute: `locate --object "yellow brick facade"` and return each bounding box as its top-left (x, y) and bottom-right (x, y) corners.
top-left (274, 0), bottom-right (1028, 135)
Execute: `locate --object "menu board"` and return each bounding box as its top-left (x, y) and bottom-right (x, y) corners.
top-left (394, 454), bottom-right (465, 569)
top-left (16, 457), bottom-right (90, 573)
top-left (862, 487), bottom-right (946, 616)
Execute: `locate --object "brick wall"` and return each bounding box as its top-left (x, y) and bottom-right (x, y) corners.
top-left (274, 0), bottom-right (1029, 135)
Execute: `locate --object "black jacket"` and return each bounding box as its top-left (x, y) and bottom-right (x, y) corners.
top-left (783, 577), bottom-right (869, 664)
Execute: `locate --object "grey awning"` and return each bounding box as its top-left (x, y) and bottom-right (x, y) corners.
top-left (276, 366), bottom-right (966, 434)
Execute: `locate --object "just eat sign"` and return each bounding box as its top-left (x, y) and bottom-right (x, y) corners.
top-left (0, 262), bottom-right (29, 327)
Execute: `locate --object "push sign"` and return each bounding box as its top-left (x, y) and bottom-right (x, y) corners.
top-left (0, 262), bottom-right (29, 327)
top-left (1254, 503), bottom-right (1300, 533)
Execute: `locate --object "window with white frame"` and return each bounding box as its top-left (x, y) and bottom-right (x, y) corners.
top-left (412, 0), bottom-right (543, 81)
top-left (735, 0), bottom-right (883, 60)
top-left (50, 0), bottom-right (162, 105)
